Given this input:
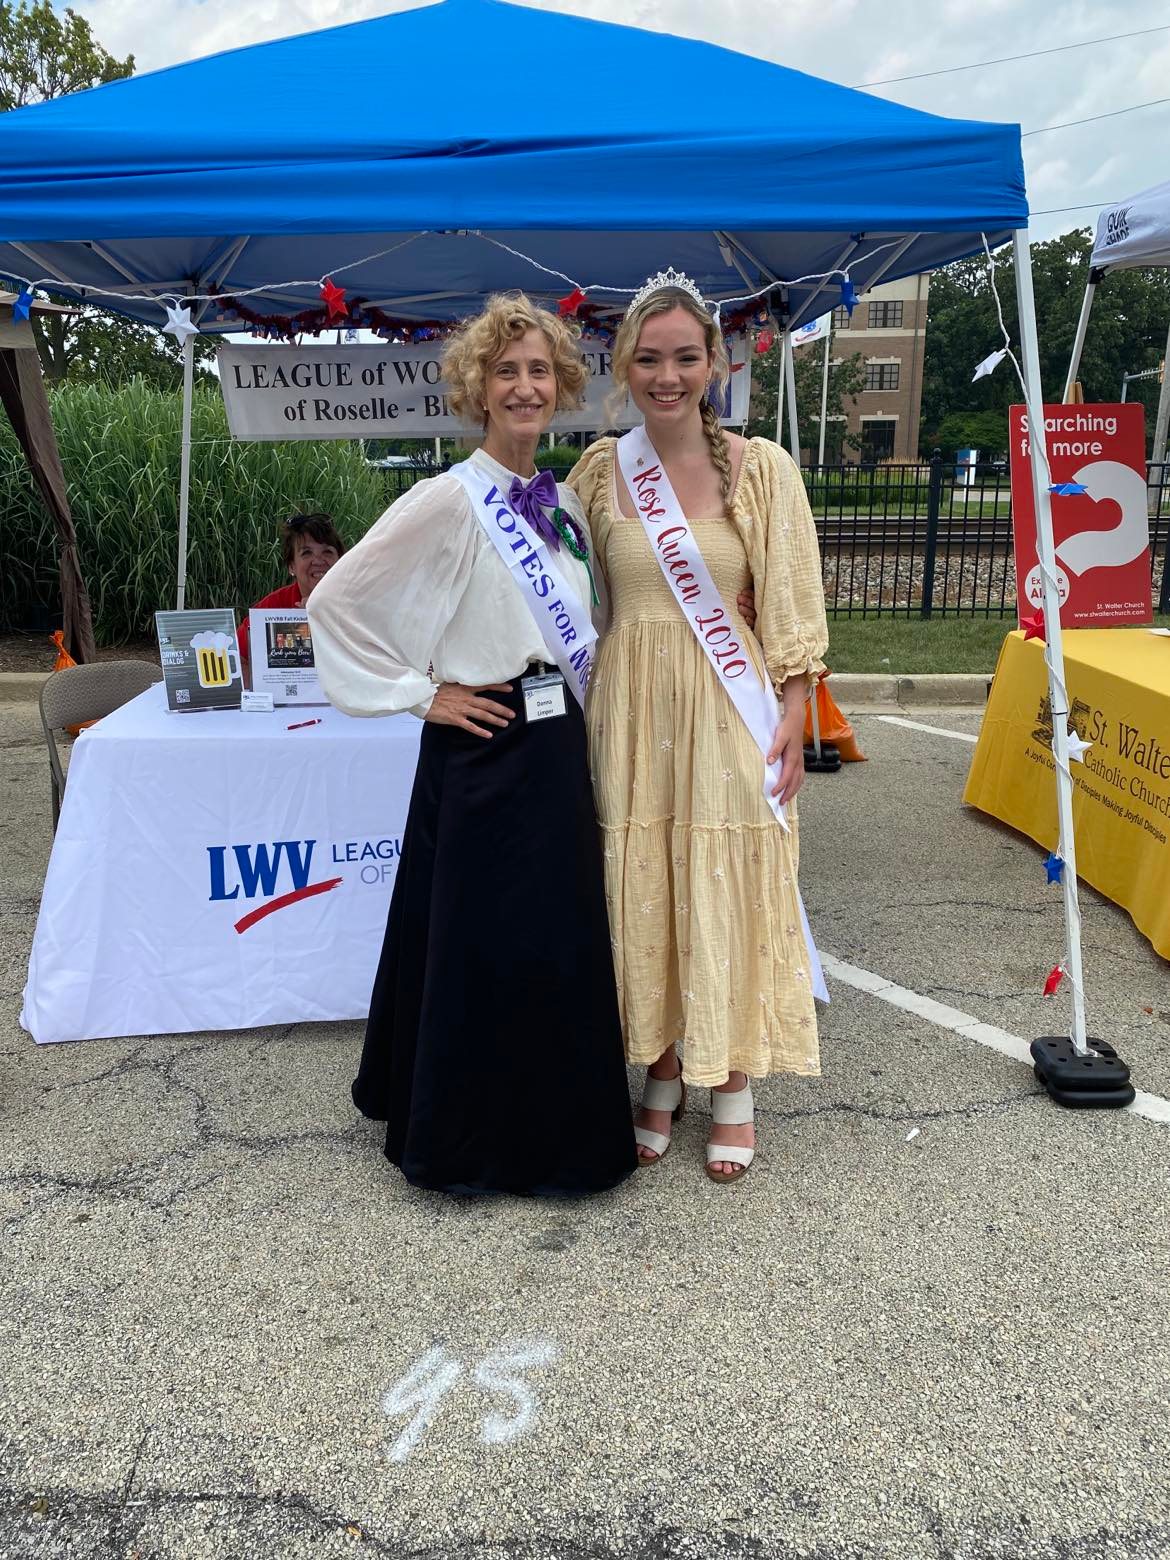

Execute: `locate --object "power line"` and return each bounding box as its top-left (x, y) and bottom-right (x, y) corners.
top-left (1027, 203), bottom-right (1109, 216)
top-left (1022, 96), bottom-right (1170, 136)
top-left (858, 24), bottom-right (1169, 87)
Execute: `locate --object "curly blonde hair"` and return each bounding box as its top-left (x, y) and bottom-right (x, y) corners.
top-left (441, 292), bottom-right (589, 426)
top-left (610, 287), bottom-right (735, 516)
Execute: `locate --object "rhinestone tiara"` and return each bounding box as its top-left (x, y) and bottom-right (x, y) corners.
top-left (627, 266), bottom-right (707, 315)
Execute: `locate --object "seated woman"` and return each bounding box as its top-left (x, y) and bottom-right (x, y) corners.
top-left (238, 512), bottom-right (345, 662)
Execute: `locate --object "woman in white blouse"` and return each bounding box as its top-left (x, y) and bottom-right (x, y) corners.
top-left (308, 294), bottom-right (636, 1197)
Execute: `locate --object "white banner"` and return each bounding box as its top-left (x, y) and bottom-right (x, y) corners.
top-left (792, 313), bottom-right (831, 349)
top-left (217, 338), bottom-right (750, 441)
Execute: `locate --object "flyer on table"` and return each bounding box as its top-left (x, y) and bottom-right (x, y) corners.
top-left (1009, 402), bottom-right (1152, 628)
top-left (248, 607), bottom-right (325, 705)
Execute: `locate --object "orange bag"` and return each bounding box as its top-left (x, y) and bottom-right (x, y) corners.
top-left (49, 631), bottom-right (95, 736)
top-left (50, 629), bottom-right (76, 671)
top-left (804, 673), bottom-right (866, 762)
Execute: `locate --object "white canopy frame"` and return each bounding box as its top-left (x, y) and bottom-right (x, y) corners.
top-left (1064, 180), bottom-right (1170, 463)
top-left (1014, 232), bottom-right (1089, 1053)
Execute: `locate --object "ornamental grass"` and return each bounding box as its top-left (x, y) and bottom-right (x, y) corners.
top-left (0, 381), bottom-right (389, 644)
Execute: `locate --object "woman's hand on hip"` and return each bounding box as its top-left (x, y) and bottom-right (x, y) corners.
top-left (767, 703), bottom-right (806, 803)
top-left (425, 682), bottom-right (515, 738)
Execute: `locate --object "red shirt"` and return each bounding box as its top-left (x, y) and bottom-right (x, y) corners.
top-left (238, 581), bottom-right (303, 663)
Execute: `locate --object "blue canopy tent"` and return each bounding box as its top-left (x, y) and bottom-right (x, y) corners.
top-left (0, 0), bottom-right (1025, 329)
top-left (0, 0), bottom-right (1096, 1057)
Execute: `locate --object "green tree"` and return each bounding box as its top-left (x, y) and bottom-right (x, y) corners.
top-left (746, 337), bottom-right (866, 454)
top-left (32, 308), bottom-right (217, 390)
top-left (933, 410), bottom-right (1010, 461)
top-left (920, 230), bottom-right (1170, 455)
top-left (0, 5), bottom-right (208, 389)
top-left (0, 0), bottom-right (132, 110)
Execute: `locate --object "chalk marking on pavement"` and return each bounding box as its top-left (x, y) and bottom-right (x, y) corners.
top-left (473, 1339), bottom-right (560, 1445)
top-left (874, 714), bottom-right (978, 743)
top-left (820, 952), bottom-right (1170, 1126)
top-left (382, 1338), bottom-right (561, 1462)
top-left (381, 1345), bottom-right (463, 1464)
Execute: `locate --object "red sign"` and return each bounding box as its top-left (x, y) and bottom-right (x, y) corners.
top-left (1009, 402), bottom-right (1151, 628)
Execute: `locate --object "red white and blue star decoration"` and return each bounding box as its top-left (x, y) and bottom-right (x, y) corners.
top-left (1043, 851), bottom-right (1065, 884)
top-left (320, 278), bottom-right (348, 322)
top-left (162, 303), bottom-right (198, 346)
top-left (1066, 728), bottom-right (1092, 762)
top-left (1020, 609), bottom-right (1045, 642)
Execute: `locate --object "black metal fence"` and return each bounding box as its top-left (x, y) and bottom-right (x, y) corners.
top-left (813, 455), bottom-right (1170, 619)
top-left (377, 454), bottom-right (1170, 619)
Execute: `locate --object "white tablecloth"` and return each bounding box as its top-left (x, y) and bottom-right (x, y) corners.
top-left (22, 684), bottom-right (422, 1043)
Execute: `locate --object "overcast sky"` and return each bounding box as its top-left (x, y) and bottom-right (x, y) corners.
top-left (73, 0), bottom-right (1168, 244)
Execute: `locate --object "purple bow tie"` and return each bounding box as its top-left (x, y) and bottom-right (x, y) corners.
top-left (508, 469), bottom-right (561, 549)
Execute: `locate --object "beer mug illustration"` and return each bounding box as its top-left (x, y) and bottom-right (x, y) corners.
top-left (190, 629), bottom-right (241, 690)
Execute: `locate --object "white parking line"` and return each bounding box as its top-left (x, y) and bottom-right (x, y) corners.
top-left (820, 952), bottom-right (1170, 1126)
top-left (874, 715), bottom-right (978, 743)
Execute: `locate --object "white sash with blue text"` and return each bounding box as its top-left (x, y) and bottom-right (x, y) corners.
top-left (615, 427), bottom-right (828, 1002)
top-left (450, 460), bottom-right (597, 709)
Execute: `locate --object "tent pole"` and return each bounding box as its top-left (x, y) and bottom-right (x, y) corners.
top-left (775, 331), bottom-right (788, 446)
top-left (1013, 229), bottom-right (1088, 1056)
top-left (1151, 316), bottom-right (1170, 467)
top-left (817, 324), bottom-right (832, 465)
top-left (1062, 275), bottom-right (1098, 403)
top-left (783, 331), bottom-right (801, 468)
top-left (176, 333), bottom-right (195, 611)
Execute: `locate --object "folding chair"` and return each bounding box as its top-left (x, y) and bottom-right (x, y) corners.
top-left (39, 660), bottom-right (162, 831)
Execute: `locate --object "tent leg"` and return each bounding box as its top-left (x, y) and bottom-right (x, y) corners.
top-left (783, 331), bottom-right (801, 468)
top-left (1062, 278), bottom-right (1096, 404)
top-left (817, 327), bottom-right (832, 465)
top-left (1151, 316), bottom-right (1170, 467)
top-left (176, 334), bottom-right (195, 610)
top-left (1014, 230), bottom-right (1133, 1107)
top-left (775, 332), bottom-right (788, 446)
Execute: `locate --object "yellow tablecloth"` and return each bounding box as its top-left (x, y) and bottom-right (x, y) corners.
top-left (964, 629), bottom-right (1170, 962)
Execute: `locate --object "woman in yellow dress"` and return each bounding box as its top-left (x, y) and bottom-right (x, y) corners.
top-left (568, 273), bottom-right (828, 1181)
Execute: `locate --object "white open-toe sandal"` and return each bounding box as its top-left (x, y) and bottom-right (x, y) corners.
top-left (634, 1071), bottom-right (687, 1165)
top-left (705, 1081), bottom-right (755, 1183)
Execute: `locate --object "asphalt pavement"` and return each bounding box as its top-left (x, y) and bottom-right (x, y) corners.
top-left (1, 696), bottom-right (1168, 1560)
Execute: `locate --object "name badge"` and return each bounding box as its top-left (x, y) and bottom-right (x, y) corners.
top-left (521, 671), bottom-right (567, 723)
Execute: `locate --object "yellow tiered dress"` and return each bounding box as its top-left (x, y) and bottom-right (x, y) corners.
top-left (568, 436), bottom-right (829, 1087)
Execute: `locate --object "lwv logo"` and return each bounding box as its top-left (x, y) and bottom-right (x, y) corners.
top-left (207, 840), bottom-right (341, 933)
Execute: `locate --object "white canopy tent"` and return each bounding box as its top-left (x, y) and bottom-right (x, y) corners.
top-left (1063, 178), bottom-right (1170, 464)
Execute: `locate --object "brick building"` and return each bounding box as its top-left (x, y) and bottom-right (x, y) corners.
top-left (821, 273), bottom-right (930, 463)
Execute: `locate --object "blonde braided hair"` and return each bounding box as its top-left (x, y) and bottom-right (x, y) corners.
top-left (698, 397), bottom-right (734, 517)
top-left (610, 285), bottom-right (734, 519)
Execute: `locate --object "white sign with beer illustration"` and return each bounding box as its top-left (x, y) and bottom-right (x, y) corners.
top-left (155, 608), bottom-right (243, 711)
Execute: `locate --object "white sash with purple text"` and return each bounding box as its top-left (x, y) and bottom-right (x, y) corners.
top-left (615, 427), bottom-right (828, 1001)
top-left (450, 459), bottom-right (596, 708)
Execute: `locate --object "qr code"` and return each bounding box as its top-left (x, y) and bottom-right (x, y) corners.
top-left (285, 683), bottom-right (299, 698)
top-left (176, 687), bottom-right (190, 705)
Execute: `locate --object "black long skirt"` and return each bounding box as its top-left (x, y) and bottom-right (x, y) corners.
top-left (352, 674), bottom-right (637, 1197)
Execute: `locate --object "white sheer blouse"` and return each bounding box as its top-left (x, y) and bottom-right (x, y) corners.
top-left (307, 448), bottom-right (596, 719)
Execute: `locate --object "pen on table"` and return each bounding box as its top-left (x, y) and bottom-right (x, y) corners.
top-left (287, 717), bottom-right (322, 730)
